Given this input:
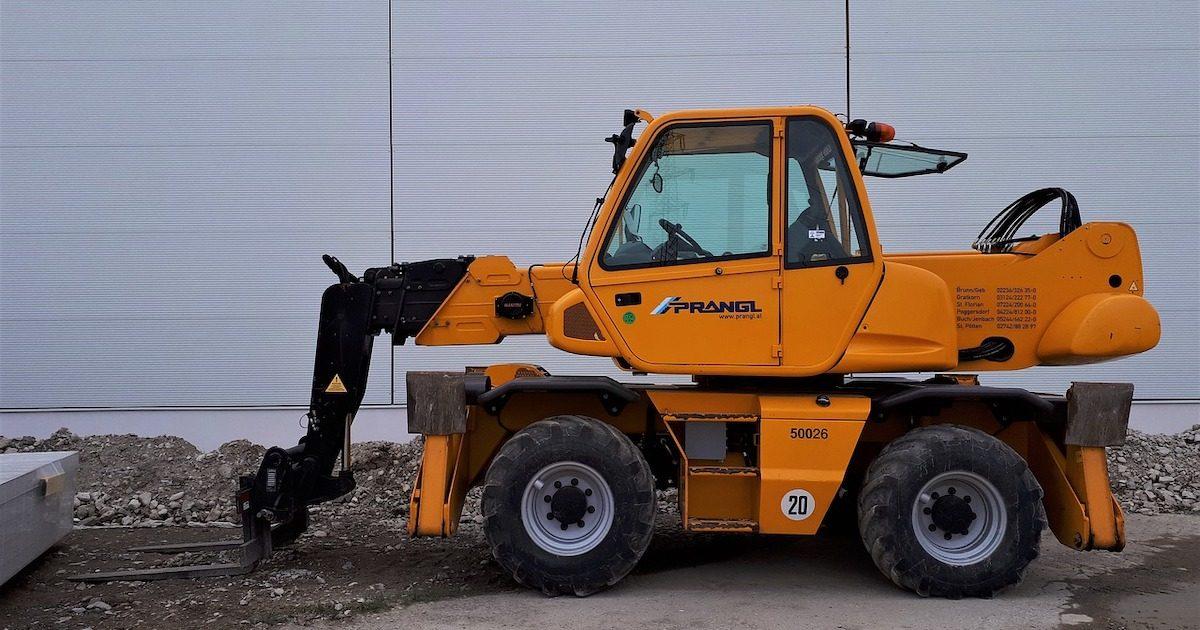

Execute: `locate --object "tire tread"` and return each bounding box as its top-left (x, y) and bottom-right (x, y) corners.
top-left (482, 415), bottom-right (656, 596)
top-left (857, 424), bottom-right (1045, 598)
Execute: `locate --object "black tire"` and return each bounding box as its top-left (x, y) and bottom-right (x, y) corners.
top-left (857, 424), bottom-right (1045, 598)
top-left (481, 415), bottom-right (656, 596)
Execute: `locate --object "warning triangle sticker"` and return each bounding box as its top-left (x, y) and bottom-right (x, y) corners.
top-left (325, 374), bottom-right (347, 394)
top-left (1129, 281), bottom-right (1139, 292)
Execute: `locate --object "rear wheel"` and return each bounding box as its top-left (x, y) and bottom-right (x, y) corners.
top-left (857, 424), bottom-right (1044, 598)
top-left (482, 415), bottom-right (656, 596)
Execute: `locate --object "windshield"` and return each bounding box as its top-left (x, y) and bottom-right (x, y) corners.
top-left (852, 142), bottom-right (967, 178)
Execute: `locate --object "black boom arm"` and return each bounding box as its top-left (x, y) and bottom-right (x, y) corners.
top-left (249, 255), bottom-right (473, 534)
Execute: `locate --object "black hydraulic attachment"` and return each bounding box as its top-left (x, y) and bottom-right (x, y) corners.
top-left (70, 254), bottom-right (474, 581)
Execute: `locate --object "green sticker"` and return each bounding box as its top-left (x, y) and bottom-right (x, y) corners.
top-left (622, 311), bottom-right (636, 325)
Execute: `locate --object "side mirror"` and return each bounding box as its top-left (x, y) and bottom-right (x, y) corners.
top-left (605, 123), bottom-right (637, 174)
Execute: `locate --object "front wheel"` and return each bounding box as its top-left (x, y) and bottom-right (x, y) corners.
top-left (857, 424), bottom-right (1045, 598)
top-left (481, 415), bottom-right (656, 596)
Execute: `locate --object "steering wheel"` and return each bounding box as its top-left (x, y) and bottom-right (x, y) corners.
top-left (657, 218), bottom-right (714, 259)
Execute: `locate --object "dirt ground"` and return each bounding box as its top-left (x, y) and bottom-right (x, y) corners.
top-left (1, 427), bottom-right (1197, 629)
top-left (325, 513), bottom-right (1200, 630)
top-left (2, 512), bottom-right (1197, 630)
top-left (0, 501), bottom-right (709, 629)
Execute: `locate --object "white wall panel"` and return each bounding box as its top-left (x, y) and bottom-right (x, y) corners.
top-left (0, 1), bottom-right (386, 60)
top-left (0, 147), bottom-right (392, 407)
top-left (1, 0), bottom-right (1195, 414)
top-left (0, 0), bottom-right (392, 408)
top-left (852, 1), bottom-right (1199, 399)
top-left (1, 61), bottom-right (387, 146)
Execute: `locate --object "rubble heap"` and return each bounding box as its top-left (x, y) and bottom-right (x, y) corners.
top-left (1, 424), bottom-right (1197, 527)
top-left (0, 429), bottom-right (423, 526)
top-left (1107, 425), bottom-right (1200, 514)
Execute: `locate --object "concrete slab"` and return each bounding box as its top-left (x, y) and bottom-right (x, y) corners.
top-left (0, 451), bottom-right (78, 585)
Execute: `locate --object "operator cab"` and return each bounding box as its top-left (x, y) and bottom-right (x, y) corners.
top-left (602, 123), bottom-right (772, 268)
top-left (600, 113), bottom-right (968, 268)
top-left (585, 106), bottom-right (980, 373)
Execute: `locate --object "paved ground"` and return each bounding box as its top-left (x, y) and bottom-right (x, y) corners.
top-left (321, 514), bottom-right (1200, 630)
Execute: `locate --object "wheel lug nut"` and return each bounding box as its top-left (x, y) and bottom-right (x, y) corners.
top-left (544, 496), bottom-right (551, 503)
top-left (928, 523), bottom-right (937, 532)
top-left (577, 520), bottom-right (585, 527)
top-left (560, 523), bottom-right (568, 531)
top-left (963, 496), bottom-right (971, 503)
top-left (547, 512), bottom-right (554, 520)
top-left (931, 492), bottom-right (939, 499)
top-left (554, 481), bottom-right (562, 489)
top-left (944, 533), bottom-right (952, 540)
top-left (948, 487), bottom-right (956, 495)
top-left (922, 507), bottom-right (931, 515)
top-left (587, 506), bottom-right (595, 514)
top-left (571, 478), bottom-right (579, 486)
top-left (584, 488), bottom-right (593, 496)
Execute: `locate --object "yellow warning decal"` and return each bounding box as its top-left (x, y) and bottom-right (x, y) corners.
top-left (325, 374), bottom-right (348, 394)
top-left (1129, 281), bottom-right (1139, 292)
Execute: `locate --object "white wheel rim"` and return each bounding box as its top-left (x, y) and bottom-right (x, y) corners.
top-left (910, 470), bottom-right (1007, 566)
top-left (521, 461), bottom-right (614, 557)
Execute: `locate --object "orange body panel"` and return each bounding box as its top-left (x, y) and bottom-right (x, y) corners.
top-left (414, 257), bottom-right (576, 346)
top-left (1037, 293), bottom-right (1161, 365)
top-left (1015, 424), bottom-right (1125, 550)
top-left (590, 257), bottom-right (782, 366)
top-left (891, 222), bottom-right (1158, 371)
top-left (832, 261), bottom-right (957, 373)
top-left (757, 395), bottom-right (868, 534)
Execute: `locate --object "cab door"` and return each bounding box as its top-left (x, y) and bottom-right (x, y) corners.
top-left (586, 119), bottom-right (781, 369)
top-left (780, 116), bottom-right (883, 373)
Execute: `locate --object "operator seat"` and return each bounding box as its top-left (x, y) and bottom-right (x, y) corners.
top-left (787, 205), bottom-right (848, 264)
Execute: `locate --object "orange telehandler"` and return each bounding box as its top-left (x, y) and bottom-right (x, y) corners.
top-left (74, 106), bottom-right (1160, 598)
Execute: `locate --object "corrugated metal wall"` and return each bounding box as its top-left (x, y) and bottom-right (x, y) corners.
top-left (1, 1), bottom-right (1196, 411)
top-left (0, 1), bottom-right (394, 407)
top-left (851, 1), bottom-right (1199, 398)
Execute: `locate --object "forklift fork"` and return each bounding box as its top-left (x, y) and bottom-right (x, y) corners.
top-left (68, 478), bottom-right (272, 582)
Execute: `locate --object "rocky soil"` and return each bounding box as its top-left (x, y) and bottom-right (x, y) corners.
top-left (0, 425), bottom-right (1196, 628)
top-left (1107, 425), bottom-right (1200, 514)
top-left (4, 425), bottom-right (1195, 527)
top-left (0, 429), bottom-right (427, 528)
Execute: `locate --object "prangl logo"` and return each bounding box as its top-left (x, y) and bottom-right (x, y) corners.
top-left (651, 297), bottom-right (681, 315)
top-left (651, 296), bottom-right (764, 319)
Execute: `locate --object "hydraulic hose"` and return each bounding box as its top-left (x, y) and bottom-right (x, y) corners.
top-left (973, 188), bottom-right (1081, 254)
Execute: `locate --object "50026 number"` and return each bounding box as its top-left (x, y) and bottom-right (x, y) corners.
top-left (789, 427), bottom-right (829, 440)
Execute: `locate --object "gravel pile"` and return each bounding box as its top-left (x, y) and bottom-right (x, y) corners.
top-left (2, 425), bottom-right (1197, 528)
top-left (0, 429), bottom-right (423, 527)
top-left (307, 438), bottom-right (425, 527)
top-left (1107, 425), bottom-right (1200, 515)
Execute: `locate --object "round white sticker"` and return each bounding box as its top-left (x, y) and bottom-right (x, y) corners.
top-left (780, 488), bottom-right (816, 521)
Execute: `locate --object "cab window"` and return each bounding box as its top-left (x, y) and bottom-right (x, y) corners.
top-left (602, 122), bottom-right (772, 269)
top-left (786, 118), bottom-right (871, 267)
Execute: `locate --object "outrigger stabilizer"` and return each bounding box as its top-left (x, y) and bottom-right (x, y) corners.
top-left (70, 255), bottom-right (471, 581)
